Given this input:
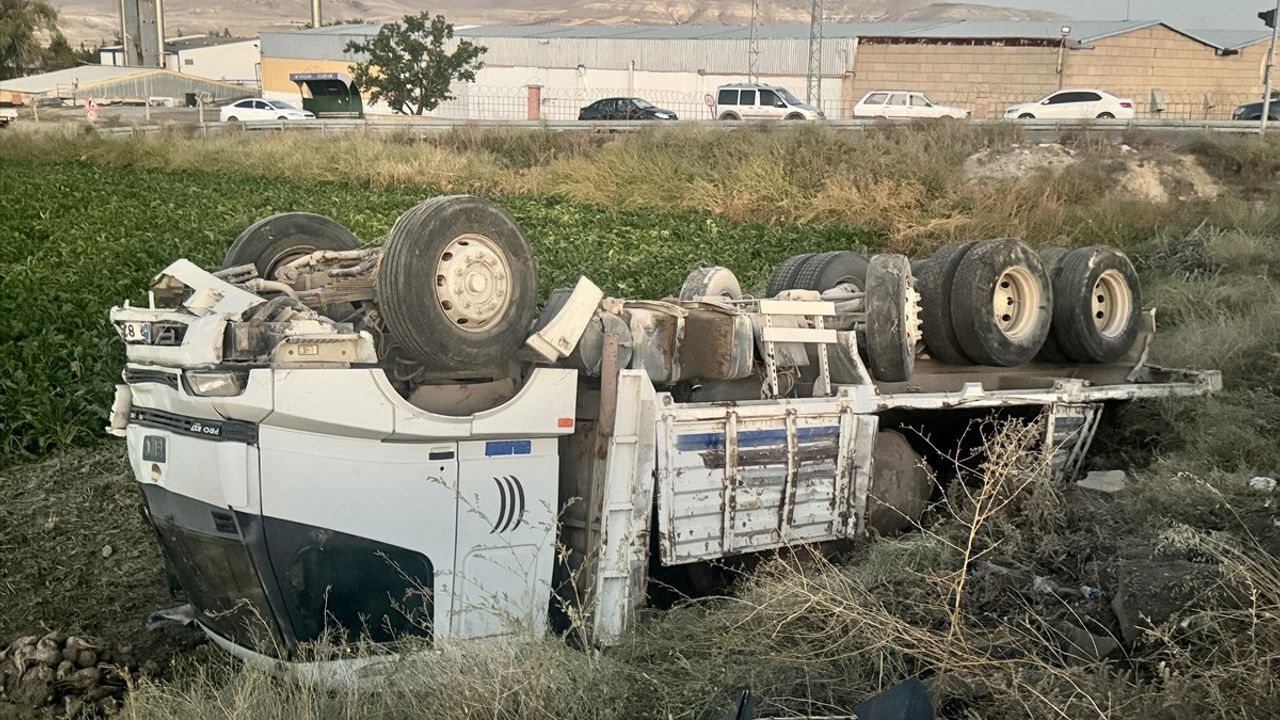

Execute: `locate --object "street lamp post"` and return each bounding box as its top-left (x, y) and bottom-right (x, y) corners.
top-left (1263, 0), bottom-right (1280, 136)
top-left (1056, 25), bottom-right (1072, 89)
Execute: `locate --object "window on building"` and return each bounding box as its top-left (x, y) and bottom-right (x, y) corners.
top-left (718, 89), bottom-right (738, 105)
top-left (887, 94), bottom-right (908, 106)
top-left (863, 93), bottom-right (888, 105)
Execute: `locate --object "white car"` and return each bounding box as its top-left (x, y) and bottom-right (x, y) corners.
top-left (715, 83), bottom-right (823, 121)
top-left (220, 98), bottom-right (315, 123)
top-left (1004, 89), bottom-right (1135, 120)
top-left (852, 91), bottom-right (970, 119)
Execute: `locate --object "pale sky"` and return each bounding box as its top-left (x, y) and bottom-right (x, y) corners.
top-left (995, 0), bottom-right (1278, 30)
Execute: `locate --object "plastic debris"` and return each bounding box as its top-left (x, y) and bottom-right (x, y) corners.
top-left (1248, 476), bottom-right (1277, 492)
top-left (1077, 470), bottom-right (1129, 493)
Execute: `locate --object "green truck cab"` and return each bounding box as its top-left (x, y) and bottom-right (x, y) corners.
top-left (290, 73), bottom-right (363, 119)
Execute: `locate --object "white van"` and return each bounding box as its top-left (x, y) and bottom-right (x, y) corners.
top-left (715, 83), bottom-right (823, 121)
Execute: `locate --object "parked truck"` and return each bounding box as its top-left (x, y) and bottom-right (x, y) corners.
top-left (107, 196), bottom-right (1218, 681)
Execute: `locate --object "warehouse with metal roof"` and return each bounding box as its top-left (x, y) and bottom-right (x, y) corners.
top-left (0, 65), bottom-right (252, 105)
top-left (257, 19), bottom-right (1275, 120)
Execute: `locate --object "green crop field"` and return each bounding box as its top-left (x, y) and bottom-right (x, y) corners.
top-left (0, 157), bottom-right (877, 467)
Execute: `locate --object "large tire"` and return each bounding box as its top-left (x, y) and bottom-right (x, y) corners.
top-left (766, 253), bottom-right (815, 297)
top-left (1035, 247), bottom-right (1071, 363)
top-left (222, 212), bottom-right (361, 278)
top-left (679, 266), bottom-right (742, 301)
top-left (864, 254), bottom-right (919, 383)
top-left (917, 242), bottom-right (978, 365)
top-left (376, 195), bottom-right (537, 371)
top-left (950, 239), bottom-right (1053, 367)
top-left (867, 430), bottom-right (932, 535)
top-left (794, 251), bottom-right (870, 292)
top-left (1048, 247), bottom-right (1142, 364)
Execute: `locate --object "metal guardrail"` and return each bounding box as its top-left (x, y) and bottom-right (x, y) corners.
top-left (82, 117), bottom-right (1270, 137)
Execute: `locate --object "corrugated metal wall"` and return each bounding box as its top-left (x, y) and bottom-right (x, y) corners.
top-left (260, 31), bottom-right (856, 76)
top-left (474, 37), bottom-right (856, 76)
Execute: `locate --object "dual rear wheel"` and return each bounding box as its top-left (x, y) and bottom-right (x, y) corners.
top-left (917, 240), bottom-right (1140, 366)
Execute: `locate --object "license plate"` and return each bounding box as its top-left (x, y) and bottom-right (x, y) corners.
top-left (142, 435), bottom-right (166, 463)
top-left (122, 321), bottom-right (151, 344)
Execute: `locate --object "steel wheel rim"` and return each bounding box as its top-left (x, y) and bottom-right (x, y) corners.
top-left (1092, 269), bottom-right (1132, 338)
top-left (435, 233), bottom-right (512, 333)
top-left (992, 266), bottom-right (1040, 340)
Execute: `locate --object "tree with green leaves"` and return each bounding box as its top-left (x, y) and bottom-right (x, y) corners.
top-left (344, 13), bottom-right (486, 115)
top-left (0, 0), bottom-right (58, 80)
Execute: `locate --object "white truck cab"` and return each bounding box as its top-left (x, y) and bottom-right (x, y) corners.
top-left (107, 198), bottom-right (1219, 681)
top-left (715, 83), bottom-right (823, 121)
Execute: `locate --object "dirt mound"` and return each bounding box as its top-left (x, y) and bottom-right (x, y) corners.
top-left (962, 143), bottom-right (1079, 184)
top-left (1116, 153), bottom-right (1222, 203)
top-left (963, 143), bottom-right (1222, 204)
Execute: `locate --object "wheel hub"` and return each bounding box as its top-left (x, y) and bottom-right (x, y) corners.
top-left (1091, 269), bottom-right (1132, 338)
top-left (991, 266), bottom-right (1039, 340)
top-left (435, 233), bottom-right (512, 333)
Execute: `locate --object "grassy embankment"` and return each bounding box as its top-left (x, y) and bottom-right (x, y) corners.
top-left (2, 125), bottom-right (1280, 718)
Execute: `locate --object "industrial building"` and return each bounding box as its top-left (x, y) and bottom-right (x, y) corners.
top-left (257, 19), bottom-right (1275, 120)
top-left (100, 36), bottom-right (262, 88)
top-left (0, 65), bottom-right (252, 105)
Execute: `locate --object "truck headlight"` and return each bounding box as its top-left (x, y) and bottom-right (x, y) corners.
top-left (184, 370), bottom-right (247, 397)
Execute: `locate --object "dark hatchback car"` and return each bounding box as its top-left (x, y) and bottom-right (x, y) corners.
top-left (1233, 92), bottom-right (1280, 121)
top-left (578, 97), bottom-right (677, 121)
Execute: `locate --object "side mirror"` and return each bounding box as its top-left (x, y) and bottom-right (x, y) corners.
top-left (775, 101), bottom-right (786, 108)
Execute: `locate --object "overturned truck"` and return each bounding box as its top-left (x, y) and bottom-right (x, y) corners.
top-left (107, 196), bottom-right (1219, 677)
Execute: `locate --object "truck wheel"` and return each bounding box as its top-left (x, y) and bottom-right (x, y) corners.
top-left (1048, 246), bottom-right (1141, 364)
top-left (766, 253), bottom-right (815, 297)
top-left (864, 254), bottom-right (920, 383)
top-left (794, 251), bottom-right (870, 292)
top-left (950, 239), bottom-right (1052, 367)
top-left (917, 242), bottom-right (978, 365)
top-left (1035, 247), bottom-right (1071, 363)
top-left (223, 212), bottom-right (361, 279)
top-left (867, 430), bottom-right (931, 535)
top-left (376, 195), bottom-right (537, 371)
top-left (679, 266), bottom-right (742, 301)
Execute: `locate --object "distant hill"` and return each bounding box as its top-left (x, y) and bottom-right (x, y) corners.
top-left (52, 0), bottom-right (1060, 47)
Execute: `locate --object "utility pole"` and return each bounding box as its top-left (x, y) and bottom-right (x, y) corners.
top-left (1262, 1), bottom-right (1279, 136)
top-left (806, 0), bottom-right (823, 107)
top-left (311, 0), bottom-right (322, 29)
top-left (748, 0), bottom-right (760, 83)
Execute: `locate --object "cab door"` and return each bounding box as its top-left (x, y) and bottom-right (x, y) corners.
top-left (449, 437), bottom-right (560, 639)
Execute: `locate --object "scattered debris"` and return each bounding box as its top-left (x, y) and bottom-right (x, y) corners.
top-left (1077, 470), bottom-right (1129, 493)
top-left (1248, 476), bottom-right (1277, 493)
top-left (100, 544), bottom-right (113, 559)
